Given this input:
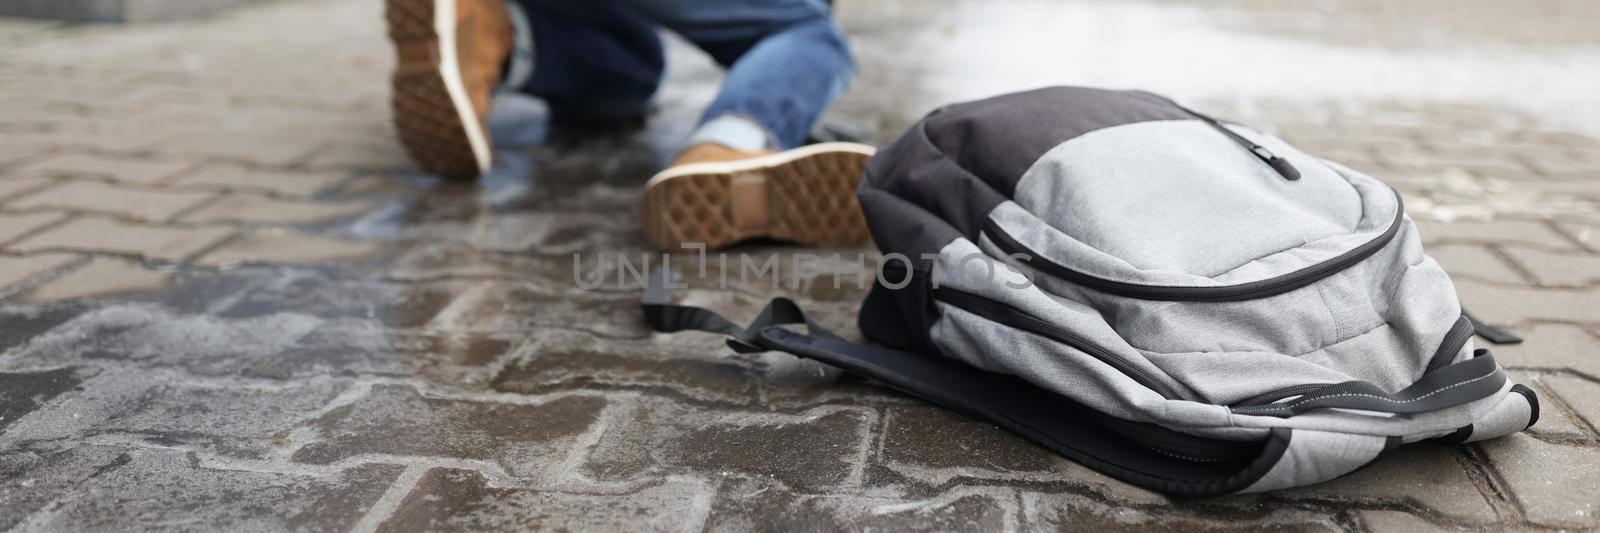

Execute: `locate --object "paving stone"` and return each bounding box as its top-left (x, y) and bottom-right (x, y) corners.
top-left (2, 304), bottom-right (320, 376)
top-left (325, 174), bottom-right (434, 198)
top-left (1492, 324), bottom-right (1600, 379)
top-left (1499, 246), bottom-right (1600, 287)
top-left (377, 468), bottom-right (710, 532)
top-left (218, 271), bottom-right (457, 328)
top-left (194, 229), bottom-right (381, 266)
top-left (0, 144), bottom-right (47, 169)
top-left (0, 211), bottom-right (66, 245)
top-left (488, 324), bottom-right (881, 410)
top-left (167, 165), bottom-right (347, 197)
top-left (1506, 143), bottom-right (1599, 171)
top-left (0, 366), bottom-right (91, 433)
top-left (4, 0), bottom-right (1599, 528)
top-left (868, 402), bottom-right (1176, 505)
top-left (660, 408), bottom-right (868, 491)
top-left (8, 153), bottom-right (193, 184)
top-left (868, 402), bottom-right (1194, 504)
top-left (747, 347), bottom-right (897, 409)
top-left (1280, 445), bottom-right (1496, 523)
top-left (291, 385), bottom-right (606, 478)
top-left (1514, 375), bottom-right (1593, 441)
top-left (5, 180), bottom-right (215, 221)
top-left (18, 257), bottom-right (172, 302)
top-left (1555, 221), bottom-right (1600, 251)
top-left (426, 282), bottom-right (651, 339)
top-left (1542, 375), bottom-right (1600, 435)
top-left (0, 366), bottom-right (162, 449)
top-left (259, 320), bottom-right (514, 384)
top-left (0, 446), bottom-right (130, 531)
top-left (1415, 219), bottom-right (1579, 250)
top-left (386, 241), bottom-right (594, 283)
top-left (120, 266), bottom-right (281, 315)
top-left (703, 477), bottom-right (1012, 532)
top-left (24, 447), bottom-right (401, 532)
top-left (0, 177), bottom-right (56, 203)
top-left (1358, 510), bottom-right (1454, 532)
top-left (0, 305), bottom-right (84, 355)
top-left (1020, 491), bottom-right (1342, 531)
top-left (1414, 189), bottom-right (1600, 226)
top-left (1377, 142), bottom-right (1529, 177)
top-left (1485, 178), bottom-right (1600, 199)
top-left (181, 194), bottom-right (376, 226)
top-left (305, 140), bottom-right (413, 172)
top-left (583, 398), bottom-right (869, 492)
top-left (1481, 434), bottom-right (1600, 528)
top-left (7, 217), bottom-right (234, 262)
top-left (493, 329), bottom-right (764, 406)
top-left (1523, 148), bottom-right (1600, 179)
top-left (0, 252), bottom-right (78, 293)
top-left (354, 209), bottom-right (640, 254)
top-left (878, 403), bottom-right (1063, 476)
top-left (1380, 167), bottom-right (1478, 198)
top-left (152, 130), bottom-right (324, 166)
top-left (395, 246), bottom-right (873, 306)
top-left (98, 379), bottom-right (346, 459)
top-left (1425, 243), bottom-right (1526, 284)
top-left (1453, 280), bottom-right (1600, 324)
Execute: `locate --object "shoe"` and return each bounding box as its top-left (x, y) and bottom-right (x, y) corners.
top-left (386, 0), bottom-right (512, 179)
top-left (641, 142), bottom-right (877, 250)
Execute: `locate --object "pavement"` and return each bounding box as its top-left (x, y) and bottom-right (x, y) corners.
top-left (1, 0), bottom-right (1599, 530)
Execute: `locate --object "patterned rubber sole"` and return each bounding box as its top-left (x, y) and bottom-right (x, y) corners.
top-left (641, 143), bottom-right (876, 250)
top-left (386, 0), bottom-right (486, 179)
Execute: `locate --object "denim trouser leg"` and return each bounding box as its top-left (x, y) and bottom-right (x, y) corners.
top-left (507, 0), bottom-right (856, 150)
top-left (510, 0), bottom-right (664, 123)
top-left (634, 0), bottom-right (856, 150)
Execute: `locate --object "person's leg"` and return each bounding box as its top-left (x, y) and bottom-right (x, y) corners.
top-left (507, 0), bottom-right (665, 126)
top-left (386, 0), bottom-right (666, 179)
top-left (633, 0), bottom-right (856, 150)
top-left (386, 0), bottom-right (514, 178)
top-left (633, 0), bottom-right (872, 251)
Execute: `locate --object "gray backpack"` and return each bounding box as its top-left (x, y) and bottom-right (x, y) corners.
top-left (644, 86), bottom-right (1537, 496)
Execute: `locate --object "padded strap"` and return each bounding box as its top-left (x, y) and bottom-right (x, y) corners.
top-left (1230, 349), bottom-right (1506, 417)
top-left (638, 268), bottom-right (1290, 497)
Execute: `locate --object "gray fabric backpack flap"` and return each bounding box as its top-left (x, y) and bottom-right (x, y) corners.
top-left (642, 86), bottom-right (1537, 497)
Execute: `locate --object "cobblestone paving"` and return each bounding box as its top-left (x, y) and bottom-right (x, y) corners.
top-left (2, 0), bottom-right (1599, 531)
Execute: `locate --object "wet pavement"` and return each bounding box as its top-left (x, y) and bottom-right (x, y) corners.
top-left (2, 0), bottom-right (1600, 530)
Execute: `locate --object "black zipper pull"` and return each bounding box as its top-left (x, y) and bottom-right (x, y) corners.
top-left (1250, 145), bottom-right (1301, 181)
top-left (1164, 97), bottom-right (1302, 181)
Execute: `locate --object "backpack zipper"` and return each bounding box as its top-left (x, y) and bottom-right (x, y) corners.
top-left (1232, 314), bottom-right (1475, 408)
top-left (1084, 408), bottom-right (1258, 463)
top-left (1231, 383), bottom-right (1328, 407)
top-left (931, 286), bottom-right (1188, 401)
top-left (1167, 100), bottom-right (1301, 181)
top-left (981, 191), bottom-right (1403, 302)
top-left (933, 287), bottom-right (1266, 463)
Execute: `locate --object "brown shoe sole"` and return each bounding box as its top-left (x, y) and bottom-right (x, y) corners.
top-left (386, 0), bottom-right (491, 179)
top-left (641, 143), bottom-right (876, 250)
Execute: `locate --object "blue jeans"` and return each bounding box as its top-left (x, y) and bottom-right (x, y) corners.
top-left (507, 0), bottom-right (855, 150)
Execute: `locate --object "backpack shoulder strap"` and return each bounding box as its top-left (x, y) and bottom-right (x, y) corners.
top-left (639, 268), bottom-right (1295, 497)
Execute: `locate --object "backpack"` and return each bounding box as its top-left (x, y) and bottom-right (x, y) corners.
top-left (642, 86), bottom-right (1537, 496)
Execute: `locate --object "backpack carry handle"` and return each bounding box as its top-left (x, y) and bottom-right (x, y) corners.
top-left (641, 267), bottom-right (842, 354)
